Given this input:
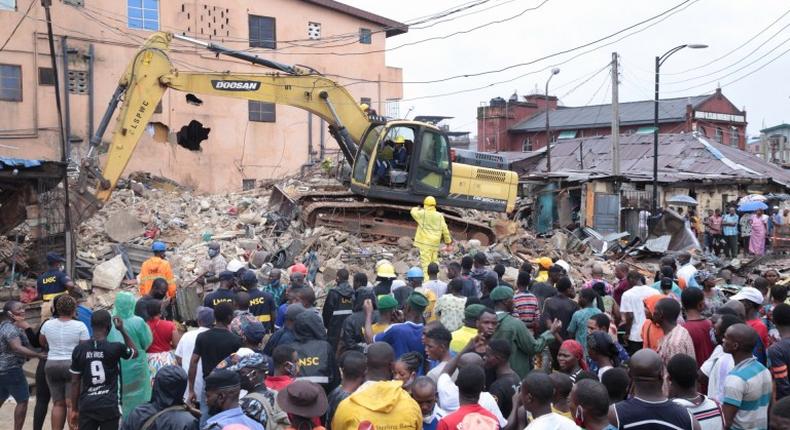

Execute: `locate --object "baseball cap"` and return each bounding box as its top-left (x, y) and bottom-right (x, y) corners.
top-left (490, 286), bottom-right (514, 302)
top-left (730, 286), bottom-right (764, 305)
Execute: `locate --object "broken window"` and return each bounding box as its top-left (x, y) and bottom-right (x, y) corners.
top-left (242, 179), bottom-right (256, 190)
top-left (176, 120), bottom-right (210, 151)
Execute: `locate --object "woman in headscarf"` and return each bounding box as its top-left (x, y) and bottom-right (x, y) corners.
top-left (108, 292), bottom-right (153, 415)
top-left (121, 365), bottom-right (198, 430)
top-left (556, 339), bottom-right (587, 382)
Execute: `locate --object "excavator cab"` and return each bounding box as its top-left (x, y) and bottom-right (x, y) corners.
top-left (350, 121), bottom-right (452, 205)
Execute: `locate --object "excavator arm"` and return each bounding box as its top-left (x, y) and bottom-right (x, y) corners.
top-left (79, 31), bottom-right (371, 202)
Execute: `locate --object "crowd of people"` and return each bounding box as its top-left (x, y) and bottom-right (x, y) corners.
top-left (683, 206), bottom-right (788, 257)
top-left (1, 244), bottom-right (790, 430)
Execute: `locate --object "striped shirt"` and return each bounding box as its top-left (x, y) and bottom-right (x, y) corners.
top-left (672, 395), bottom-right (724, 430)
top-left (723, 357), bottom-right (771, 430)
top-left (512, 291), bottom-right (539, 331)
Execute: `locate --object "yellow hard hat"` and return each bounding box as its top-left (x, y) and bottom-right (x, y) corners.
top-left (360, 103), bottom-right (369, 111)
top-left (394, 135), bottom-right (405, 144)
top-left (424, 196), bottom-right (437, 207)
top-left (376, 262), bottom-right (396, 278)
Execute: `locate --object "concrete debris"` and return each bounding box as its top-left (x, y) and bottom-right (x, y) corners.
top-left (92, 255), bottom-right (127, 290)
top-left (104, 211), bottom-right (146, 243)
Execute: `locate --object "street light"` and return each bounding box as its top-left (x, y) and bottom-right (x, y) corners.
top-left (545, 67), bottom-right (560, 173)
top-left (652, 44), bottom-right (707, 214)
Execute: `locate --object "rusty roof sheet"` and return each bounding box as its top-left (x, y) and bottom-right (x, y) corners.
top-left (513, 133), bottom-right (790, 188)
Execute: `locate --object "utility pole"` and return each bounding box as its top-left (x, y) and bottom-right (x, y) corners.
top-left (42, 0), bottom-right (73, 275)
top-left (611, 52), bottom-right (620, 176)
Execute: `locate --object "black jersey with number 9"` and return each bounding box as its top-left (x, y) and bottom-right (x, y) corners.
top-left (69, 340), bottom-right (134, 420)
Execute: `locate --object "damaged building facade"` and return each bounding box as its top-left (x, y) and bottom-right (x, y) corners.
top-left (478, 88), bottom-right (747, 153)
top-left (0, 0), bottom-right (405, 192)
top-left (511, 133), bottom-right (790, 240)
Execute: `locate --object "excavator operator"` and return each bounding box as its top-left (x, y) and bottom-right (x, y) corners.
top-left (411, 196), bottom-right (452, 278)
top-left (392, 136), bottom-right (409, 170)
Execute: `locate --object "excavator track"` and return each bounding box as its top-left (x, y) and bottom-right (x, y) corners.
top-left (301, 200), bottom-right (496, 245)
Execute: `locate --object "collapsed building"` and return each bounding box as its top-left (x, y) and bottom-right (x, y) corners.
top-left (507, 132), bottom-right (790, 239)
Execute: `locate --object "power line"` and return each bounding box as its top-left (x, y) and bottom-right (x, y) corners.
top-left (0, 0), bottom-right (36, 52)
top-left (664, 34), bottom-right (790, 93)
top-left (663, 7), bottom-right (790, 75)
top-left (661, 22), bottom-right (790, 85)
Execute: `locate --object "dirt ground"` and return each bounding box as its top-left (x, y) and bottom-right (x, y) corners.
top-left (0, 397), bottom-right (51, 430)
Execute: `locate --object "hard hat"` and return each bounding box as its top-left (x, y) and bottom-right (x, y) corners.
top-left (531, 257), bottom-right (553, 270)
top-left (406, 266), bottom-right (424, 279)
top-left (424, 196), bottom-right (437, 207)
top-left (394, 135), bottom-right (405, 144)
top-left (375, 259), bottom-right (392, 270)
top-left (376, 262), bottom-right (397, 279)
top-left (360, 103), bottom-right (369, 111)
top-left (290, 263), bottom-right (308, 275)
top-left (151, 241), bottom-right (167, 252)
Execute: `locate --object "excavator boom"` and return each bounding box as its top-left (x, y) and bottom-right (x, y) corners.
top-left (80, 31), bottom-right (368, 201)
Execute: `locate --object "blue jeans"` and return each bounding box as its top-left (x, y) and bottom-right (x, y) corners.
top-left (0, 367), bottom-right (30, 402)
top-left (199, 388), bottom-right (209, 427)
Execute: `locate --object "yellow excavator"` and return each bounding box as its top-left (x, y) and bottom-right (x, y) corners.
top-left (75, 32), bottom-right (518, 244)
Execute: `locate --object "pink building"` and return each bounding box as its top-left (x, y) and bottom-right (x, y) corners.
top-left (0, 0), bottom-right (405, 192)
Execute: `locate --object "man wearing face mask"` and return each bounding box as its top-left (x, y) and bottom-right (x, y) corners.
top-left (36, 252), bottom-right (75, 321)
top-left (203, 369), bottom-right (264, 430)
top-left (233, 353), bottom-right (289, 430)
top-left (199, 242), bottom-right (227, 293)
top-left (266, 345), bottom-right (300, 391)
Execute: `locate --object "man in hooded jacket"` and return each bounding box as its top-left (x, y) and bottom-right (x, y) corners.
top-left (338, 288), bottom-right (379, 355)
top-left (291, 311), bottom-right (339, 392)
top-left (108, 291), bottom-right (153, 416)
top-left (121, 365), bottom-right (198, 430)
top-left (411, 196), bottom-right (452, 277)
top-left (322, 268), bottom-right (355, 351)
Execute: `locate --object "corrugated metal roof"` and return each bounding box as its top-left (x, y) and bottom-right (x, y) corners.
top-left (510, 95), bottom-right (711, 132)
top-left (513, 133), bottom-right (790, 188)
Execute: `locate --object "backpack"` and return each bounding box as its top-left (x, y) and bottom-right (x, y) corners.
top-left (243, 390), bottom-right (290, 430)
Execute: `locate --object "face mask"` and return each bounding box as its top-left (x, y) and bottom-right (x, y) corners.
top-left (285, 362), bottom-right (298, 377)
top-left (208, 249), bottom-right (219, 258)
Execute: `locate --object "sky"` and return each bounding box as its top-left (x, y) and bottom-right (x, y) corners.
top-left (340, 0), bottom-right (790, 139)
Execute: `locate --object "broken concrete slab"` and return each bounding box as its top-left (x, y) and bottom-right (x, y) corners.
top-left (104, 211), bottom-right (145, 243)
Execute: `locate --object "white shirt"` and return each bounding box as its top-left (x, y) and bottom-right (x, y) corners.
top-left (424, 279), bottom-right (448, 298)
top-left (700, 344), bottom-right (734, 403)
top-left (40, 318), bottom-right (89, 360)
top-left (525, 412), bottom-right (580, 430)
top-left (175, 326), bottom-right (208, 400)
top-left (436, 373), bottom-right (507, 427)
top-left (620, 285), bottom-right (660, 342)
top-left (677, 263), bottom-right (698, 287)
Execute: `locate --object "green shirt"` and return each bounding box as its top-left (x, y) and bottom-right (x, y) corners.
top-left (567, 306), bottom-right (602, 356)
top-left (492, 311), bottom-right (554, 378)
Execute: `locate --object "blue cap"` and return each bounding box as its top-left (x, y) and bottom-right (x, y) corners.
top-left (218, 271), bottom-right (235, 281)
top-left (46, 252), bottom-right (65, 263)
top-left (240, 271), bottom-right (258, 287)
top-left (406, 266), bottom-right (424, 279)
top-left (152, 241), bottom-right (167, 252)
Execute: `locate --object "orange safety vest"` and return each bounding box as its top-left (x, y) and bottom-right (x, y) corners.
top-left (139, 256), bottom-right (177, 298)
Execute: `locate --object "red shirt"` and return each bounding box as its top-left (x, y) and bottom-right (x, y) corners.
top-left (747, 318), bottom-right (771, 350)
top-left (147, 318), bottom-right (175, 353)
top-left (438, 404), bottom-right (499, 430)
top-left (682, 319), bottom-right (714, 365)
top-left (265, 375), bottom-right (295, 391)
top-left (613, 279), bottom-right (631, 305)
